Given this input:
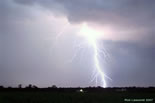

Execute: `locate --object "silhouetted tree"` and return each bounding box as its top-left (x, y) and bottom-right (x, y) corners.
top-left (0, 86), bottom-right (4, 89)
top-left (28, 84), bottom-right (32, 88)
top-left (52, 85), bottom-right (57, 88)
top-left (18, 84), bottom-right (22, 88)
top-left (97, 86), bottom-right (102, 88)
top-left (25, 84), bottom-right (32, 89)
top-left (8, 86), bottom-right (12, 89)
top-left (32, 85), bottom-right (38, 89)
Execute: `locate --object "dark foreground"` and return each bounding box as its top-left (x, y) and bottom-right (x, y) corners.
top-left (0, 87), bottom-right (155, 103)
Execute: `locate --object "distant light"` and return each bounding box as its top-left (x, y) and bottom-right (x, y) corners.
top-left (80, 89), bottom-right (84, 92)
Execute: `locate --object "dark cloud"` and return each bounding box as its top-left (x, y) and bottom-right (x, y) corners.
top-left (13, 0), bottom-right (155, 24)
top-left (13, 0), bottom-right (155, 46)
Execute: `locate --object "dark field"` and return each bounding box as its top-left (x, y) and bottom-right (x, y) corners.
top-left (0, 88), bottom-right (155, 103)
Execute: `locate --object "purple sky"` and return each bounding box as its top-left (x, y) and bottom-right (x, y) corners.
top-left (0, 0), bottom-right (155, 87)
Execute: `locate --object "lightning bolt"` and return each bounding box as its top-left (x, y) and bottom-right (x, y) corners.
top-left (79, 23), bottom-right (112, 88)
top-left (91, 39), bottom-right (107, 88)
top-left (53, 22), bottom-right (112, 88)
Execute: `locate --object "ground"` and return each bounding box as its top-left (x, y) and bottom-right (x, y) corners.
top-left (0, 88), bottom-right (154, 103)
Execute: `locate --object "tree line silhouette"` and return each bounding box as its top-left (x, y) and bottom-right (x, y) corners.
top-left (0, 84), bottom-right (155, 93)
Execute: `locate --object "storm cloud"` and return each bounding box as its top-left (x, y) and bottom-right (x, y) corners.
top-left (13, 0), bottom-right (155, 45)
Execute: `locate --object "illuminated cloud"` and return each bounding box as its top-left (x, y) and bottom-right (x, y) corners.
top-left (13, 0), bottom-right (155, 46)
